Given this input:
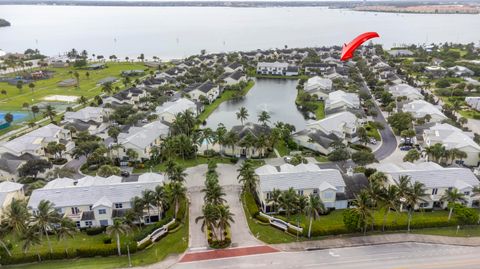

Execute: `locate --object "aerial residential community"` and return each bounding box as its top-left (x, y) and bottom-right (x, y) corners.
top-left (1, 1), bottom-right (480, 269)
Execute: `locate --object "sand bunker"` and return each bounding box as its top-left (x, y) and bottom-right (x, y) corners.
top-left (43, 95), bottom-right (79, 102)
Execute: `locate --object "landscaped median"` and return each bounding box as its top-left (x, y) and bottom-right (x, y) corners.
top-left (242, 191), bottom-right (480, 244)
top-left (0, 199), bottom-right (189, 268)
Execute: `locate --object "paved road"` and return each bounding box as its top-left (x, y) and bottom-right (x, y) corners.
top-left (63, 156), bottom-right (86, 179)
top-left (174, 243), bottom-right (480, 269)
top-left (361, 81), bottom-right (397, 161)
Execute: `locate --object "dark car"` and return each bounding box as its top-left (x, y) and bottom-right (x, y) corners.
top-left (121, 170), bottom-right (130, 177)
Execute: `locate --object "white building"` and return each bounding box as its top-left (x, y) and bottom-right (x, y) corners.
top-left (63, 106), bottom-right (110, 135)
top-left (304, 76), bottom-right (333, 100)
top-left (448, 66), bottom-right (475, 77)
top-left (256, 163), bottom-right (347, 212)
top-left (117, 120), bottom-right (170, 160)
top-left (423, 123), bottom-right (480, 166)
top-left (325, 90), bottom-right (360, 112)
top-left (0, 181), bottom-right (24, 220)
top-left (374, 162), bottom-right (480, 209)
top-left (183, 82), bottom-right (220, 103)
top-left (388, 84), bottom-right (423, 101)
top-left (256, 62), bottom-right (289, 75)
top-left (155, 98), bottom-right (197, 123)
top-left (402, 100), bottom-right (447, 123)
top-left (27, 173), bottom-right (165, 228)
top-left (466, 97), bottom-right (480, 111)
top-left (0, 124), bottom-right (74, 158)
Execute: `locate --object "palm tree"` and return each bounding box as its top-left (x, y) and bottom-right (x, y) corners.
top-left (380, 185), bottom-right (399, 231)
top-left (216, 205), bottom-right (235, 241)
top-left (153, 185), bottom-right (168, 220)
top-left (20, 227), bottom-right (41, 255)
top-left (28, 82), bottom-right (35, 93)
top-left (130, 196), bottom-right (145, 224)
top-left (141, 190), bottom-right (155, 223)
top-left (202, 180), bottom-right (226, 205)
top-left (106, 218), bottom-right (132, 256)
top-left (32, 200), bottom-right (60, 253)
top-left (257, 111), bottom-right (271, 126)
top-left (102, 81), bottom-right (114, 95)
top-left (216, 123), bottom-right (227, 154)
top-left (170, 165), bottom-right (187, 183)
top-left (166, 182), bottom-right (187, 219)
top-left (366, 180), bottom-right (383, 230)
top-left (405, 181), bottom-right (426, 232)
top-left (236, 106), bottom-right (249, 125)
top-left (56, 217), bottom-right (76, 255)
top-left (267, 188), bottom-right (282, 213)
top-left (351, 190), bottom-right (372, 235)
top-left (73, 71), bottom-right (80, 87)
top-left (43, 105), bottom-right (56, 121)
top-left (279, 188), bottom-right (298, 220)
top-left (201, 128), bottom-right (214, 152)
top-left (237, 161), bottom-right (258, 194)
top-left (31, 105), bottom-right (39, 119)
top-left (441, 188), bottom-right (467, 221)
top-left (396, 175), bottom-right (411, 212)
top-left (195, 203), bottom-right (220, 241)
top-left (3, 198), bottom-right (29, 235)
top-left (305, 194), bottom-right (326, 238)
top-left (224, 131), bottom-right (238, 156)
top-left (0, 225), bottom-right (12, 256)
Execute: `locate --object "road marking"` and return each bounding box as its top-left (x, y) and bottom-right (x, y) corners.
top-left (328, 250), bottom-right (340, 257)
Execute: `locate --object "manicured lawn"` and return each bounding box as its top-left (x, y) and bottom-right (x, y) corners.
top-left (274, 140), bottom-right (289, 157)
top-left (314, 155), bottom-right (329, 163)
top-left (365, 121), bottom-right (381, 140)
top-left (133, 156), bottom-right (233, 173)
top-left (198, 80), bottom-right (255, 123)
top-left (315, 101), bottom-right (325, 120)
top-left (5, 218), bottom-right (189, 269)
top-left (412, 225), bottom-right (480, 237)
top-left (459, 109), bottom-right (480, 119)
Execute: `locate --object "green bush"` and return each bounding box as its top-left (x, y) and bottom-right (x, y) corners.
top-left (168, 221), bottom-right (180, 231)
top-left (76, 243), bottom-right (137, 258)
top-left (350, 144), bottom-right (372, 152)
top-left (454, 204), bottom-right (479, 225)
top-left (103, 236), bottom-right (112, 244)
top-left (137, 239), bottom-right (152, 251)
top-left (85, 226), bottom-right (106, 235)
top-left (133, 217), bottom-right (173, 242)
top-left (244, 192), bottom-right (259, 217)
top-left (255, 214), bottom-right (270, 223)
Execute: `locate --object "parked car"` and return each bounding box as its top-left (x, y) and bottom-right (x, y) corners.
top-left (283, 156), bottom-right (292, 163)
top-left (400, 146), bottom-right (413, 151)
top-left (369, 138), bottom-right (377, 145)
top-left (121, 170), bottom-right (130, 177)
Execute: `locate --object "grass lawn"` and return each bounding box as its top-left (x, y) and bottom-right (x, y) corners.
top-left (459, 109), bottom-right (480, 119)
top-left (198, 80), bottom-right (255, 123)
top-left (314, 155), bottom-right (330, 163)
top-left (274, 140), bottom-right (289, 157)
top-left (133, 156), bottom-right (233, 173)
top-left (315, 101), bottom-right (325, 120)
top-left (5, 217), bottom-right (189, 269)
top-left (412, 225), bottom-right (480, 237)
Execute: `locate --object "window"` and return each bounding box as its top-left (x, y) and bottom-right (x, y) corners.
top-left (99, 220), bottom-right (109, 226)
top-left (98, 209), bottom-right (107, 215)
top-left (114, 203), bottom-right (123, 209)
top-left (322, 191), bottom-right (334, 200)
top-left (313, 189), bottom-right (318, 194)
top-left (419, 202), bottom-right (429, 208)
top-left (464, 191), bottom-right (471, 196)
top-left (89, 205), bottom-right (93, 210)
top-left (266, 192), bottom-right (271, 200)
top-left (432, 188), bottom-right (438, 195)
top-left (75, 221), bottom-right (80, 228)
top-left (85, 221), bottom-right (92, 227)
top-left (71, 207), bottom-right (79, 215)
top-left (297, 190), bottom-right (304, 196)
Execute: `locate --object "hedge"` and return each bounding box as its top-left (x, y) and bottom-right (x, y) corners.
top-left (85, 226), bottom-right (106, 235)
top-left (133, 217), bottom-right (173, 242)
top-left (137, 239), bottom-right (152, 251)
top-left (244, 192), bottom-right (259, 217)
top-left (255, 214), bottom-right (270, 224)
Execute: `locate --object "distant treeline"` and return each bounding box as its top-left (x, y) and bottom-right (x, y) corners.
top-left (0, 18), bottom-right (10, 27)
top-left (0, 0), bottom-right (479, 8)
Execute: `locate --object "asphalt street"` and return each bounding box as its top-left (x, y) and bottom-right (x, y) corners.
top-left (173, 243), bottom-right (480, 269)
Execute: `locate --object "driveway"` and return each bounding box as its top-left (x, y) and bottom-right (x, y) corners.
top-left (185, 164), bottom-right (260, 250)
top-left (63, 156), bottom-right (86, 179)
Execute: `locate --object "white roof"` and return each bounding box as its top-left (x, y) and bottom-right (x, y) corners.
top-left (375, 162), bottom-right (479, 189)
top-left (424, 123), bottom-right (480, 151)
top-left (76, 175), bottom-right (123, 187)
top-left (257, 62), bottom-right (288, 68)
top-left (44, 178), bottom-right (75, 189)
top-left (118, 120), bottom-right (169, 150)
top-left (28, 174), bottom-right (164, 210)
top-left (92, 196), bottom-right (112, 208)
top-left (64, 107), bottom-right (105, 122)
top-left (255, 165), bottom-right (278, 175)
top-left (0, 181), bottom-right (23, 193)
top-left (307, 111), bottom-right (358, 136)
top-left (1, 124), bottom-right (64, 155)
top-left (402, 100), bottom-right (446, 120)
top-left (138, 172), bottom-right (165, 183)
top-left (258, 165), bottom-right (345, 192)
top-left (326, 90), bottom-right (360, 109)
top-left (155, 98), bottom-right (196, 116)
top-left (305, 76), bottom-right (333, 92)
top-left (388, 84), bottom-right (423, 99)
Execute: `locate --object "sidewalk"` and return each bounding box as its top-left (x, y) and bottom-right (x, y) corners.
top-left (274, 233), bottom-right (480, 252)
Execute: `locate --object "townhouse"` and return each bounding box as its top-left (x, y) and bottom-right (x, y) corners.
top-left (63, 106), bottom-right (111, 135)
top-left (422, 123), bottom-right (480, 166)
top-left (27, 173), bottom-right (165, 227)
top-left (0, 152), bottom-right (38, 181)
top-left (183, 81), bottom-right (220, 104)
top-left (255, 163), bottom-right (347, 212)
top-left (0, 124), bottom-right (75, 159)
top-left (401, 100), bottom-right (447, 123)
top-left (225, 122), bottom-right (270, 158)
top-left (219, 70), bottom-right (247, 86)
top-left (325, 90), bottom-right (360, 115)
top-left (388, 83), bottom-right (424, 101)
top-left (0, 181), bottom-right (24, 220)
top-left (448, 65), bottom-right (475, 77)
top-left (155, 98), bottom-right (198, 123)
top-left (256, 62), bottom-right (289, 76)
top-left (374, 162), bottom-right (480, 209)
top-left (117, 120), bottom-right (170, 161)
top-left (103, 87), bottom-right (148, 107)
top-left (304, 76), bottom-right (333, 100)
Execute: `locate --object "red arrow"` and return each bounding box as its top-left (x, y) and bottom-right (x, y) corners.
top-left (340, 32), bottom-right (380, 61)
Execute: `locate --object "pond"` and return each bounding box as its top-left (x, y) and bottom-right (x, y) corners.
top-left (0, 111), bottom-right (29, 129)
top-left (205, 79), bottom-right (307, 130)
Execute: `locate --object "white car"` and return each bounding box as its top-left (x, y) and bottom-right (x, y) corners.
top-left (370, 138), bottom-right (377, 145)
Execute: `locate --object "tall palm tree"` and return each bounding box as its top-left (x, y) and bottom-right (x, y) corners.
top-left (3, 198), bottom-right (29, 235)
top-left (43, 105), bottom-right (57, 122)
top-left (305, 194), bottom-right (326, 238)
top-left (367, 180), bottom-right (383, 230)
top-left (380, 185), bottom-right (399, 231)
top-left (351, 190), bottom-right (372, 235)
top-left (170, 165), bottom-right (187, 183)
top-left (166, 182), bottom-right (187, 219)
top-left (130, 196), bottom-right (145, 224)
top-left (267, 188), bottom-right (282, 213)
top-left (224, 131), bottom-right (238, 156)
top-left (237, 161), bottom-right (258, 194)
top-left (153, 185), bottom-right (168, 220)
top-left (441, 188), bottom-right (467, 221)
top-left (31, 105), bottom-right (39, 119)
top-left (202, 180), bottom-right (226, 205)
top-left (215, 123), bottom-right (227, 154)
top-left (236, 106), bottom-right (249, 126)
top-left (201, 128), bottom-right (214, 152)
top-left (405, 181), bottom-right (426, 232)
top-left (106, 218), bottom-right (132, 256)
top-left (0, 225), bottom-right (12, 256)
top-left (32, 200), bottom-right (60, 253)
top-left (396, 175), bottom-right (411, 212)
top-left (257, 111), bottom-right (271, 126)
top-left (195, 203), bottom-right (220, 241)
top-left (56, 217), bottom-right (76, 255)
top-left (279, 188), bottom-right (298, 220)
top-left (141, 190), bottom-right (155, 223)
top-left (20, 227), bottom-right (41, 255)
top-left (102, 81), bottom-right (114, 95)
top-left (216, 205), bottom-right (235, 241)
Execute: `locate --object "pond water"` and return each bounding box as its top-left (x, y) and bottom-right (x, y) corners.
top-left (0, 111), bottom-right (29, 123)
top-left (205, 79), bottom-right (307, 130)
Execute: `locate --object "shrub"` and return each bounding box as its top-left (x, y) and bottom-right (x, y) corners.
top-left (103, 236), bottom-right (112, 244)
top-left (168, 221), bottom-right (180, 231)
top-left (244, 192), bottom-right (259, 217)
top-left (51, 158), bottom-right (67, 165)
top-left (343, 209), bottom-right (361, 232)
top-left (133, 217), bottom-right (173, 242)
top-left (255, 214), bottom-right (270, 224)
top-left (85, 226), bottom-right (106, 236)
top-left (454, 204), bottom-right (479, 225)
top-left (350, 144), bottom-right (372, 152)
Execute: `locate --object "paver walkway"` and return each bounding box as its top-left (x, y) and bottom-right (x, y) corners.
top-left (179, 245), bottom-right (279, 263)
top-left (274, 233), bottom-right (480, 252)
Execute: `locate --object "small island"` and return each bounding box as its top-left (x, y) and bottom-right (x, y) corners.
top-left (0, 18), bottom-right (11, 27)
